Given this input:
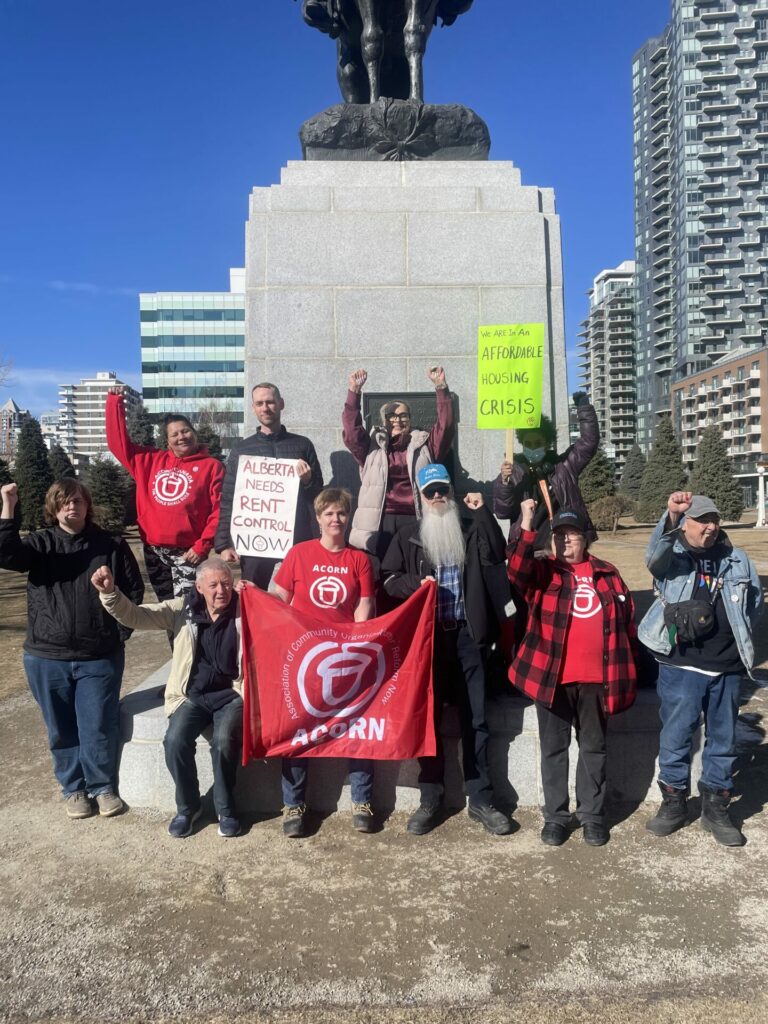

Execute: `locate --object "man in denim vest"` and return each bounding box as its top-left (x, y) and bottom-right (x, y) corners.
top-left (639, 491), bottom-right (763, 846)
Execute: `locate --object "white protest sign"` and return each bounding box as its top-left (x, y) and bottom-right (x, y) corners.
top-left (231, 457), bottom-right (301, 558)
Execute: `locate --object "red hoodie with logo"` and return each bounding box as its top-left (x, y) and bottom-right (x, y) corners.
top-left (106, 393), bottom-right (224, 557)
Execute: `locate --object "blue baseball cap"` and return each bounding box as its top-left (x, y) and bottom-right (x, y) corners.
top-left (417, 464), bottom-right (451, 493)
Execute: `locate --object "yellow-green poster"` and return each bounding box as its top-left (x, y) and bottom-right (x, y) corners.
top-left (476, 323), bottom-right (545, 430)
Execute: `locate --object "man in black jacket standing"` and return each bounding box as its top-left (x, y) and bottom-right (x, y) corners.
top-left (0, 479), bottom-right (143, 819)
top-left (381, 464), bottom-right (513, 837)
top-left (215, 382), bottom-right (323, 588)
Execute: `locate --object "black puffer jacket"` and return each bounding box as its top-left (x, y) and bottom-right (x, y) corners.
top-left (0, 520), bottom-right (144, 660)
top-left (380, 504), bottom-right (508, 646)
top-left (492, 401), bottom-right (600, 549)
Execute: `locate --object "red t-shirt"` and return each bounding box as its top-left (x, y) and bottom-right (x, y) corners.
top-left (559, 561), bottom-right (605, 685)
top-left (273, 540), bottom-right (375, 623)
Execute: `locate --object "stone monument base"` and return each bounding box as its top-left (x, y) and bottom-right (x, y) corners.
top-left (117, 664), bottom-right (696, 815)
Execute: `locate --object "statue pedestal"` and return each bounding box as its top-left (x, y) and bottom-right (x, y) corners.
top-left (117, 666), bottom-right (683, 813)
top-left (243, 159), bottom-right (569, 487)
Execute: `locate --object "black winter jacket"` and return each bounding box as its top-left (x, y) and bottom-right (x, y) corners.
top-left (380, 504), bottom-right (509, 646)
top-left (0, 520), bottom-right (144, 660)
top-left (492, 401), bottom-right (600, 548)
top-left (214, 426), bottom-right (324, 554)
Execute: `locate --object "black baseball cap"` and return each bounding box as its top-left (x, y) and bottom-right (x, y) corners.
top-left (550, 509), bottom-right (588, 533)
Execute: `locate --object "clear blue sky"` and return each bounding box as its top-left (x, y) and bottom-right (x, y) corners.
top-left (1, 0), bottom-right (670, 416)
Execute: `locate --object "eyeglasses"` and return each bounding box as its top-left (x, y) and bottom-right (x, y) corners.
top-left (387, 412), bottom-right (410, 421)
top-left (423, 485), bottom-right (450, 499)
top-left (553, 529), bottom-right (583, 539)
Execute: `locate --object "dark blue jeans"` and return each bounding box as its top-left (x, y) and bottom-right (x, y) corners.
top-left (24, 650), bottom-right (124, 797)
top-left (163, 697), bottom-right (243, 817)
top-left (281, 758), bottom-right (374, 807)
top-left (656, 664), bottom-right (742, 792)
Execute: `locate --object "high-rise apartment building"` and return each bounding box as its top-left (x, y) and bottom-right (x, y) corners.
top-left (58, 372), bottom-right (140, 466)
top-left (139, 269), bottom-right (245, 451)
top-left (577, 261), bottom-right (637, 478)
top-left (633, 0), bottom-right (768, 451)
top-left (0, 398), bottom-right (30, 461)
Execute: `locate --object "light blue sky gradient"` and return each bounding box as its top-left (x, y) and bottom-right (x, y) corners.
top-left (1, 0), bottom-right (670, 415)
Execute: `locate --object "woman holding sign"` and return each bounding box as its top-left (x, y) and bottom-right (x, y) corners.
top-left (266, 487), bottom-right (376, 838)
top-left (342, 366), bottom-right (455, 565)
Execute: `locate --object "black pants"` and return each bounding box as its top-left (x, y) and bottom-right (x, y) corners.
top-left (536, 684), bottom-right (607, 825)
top-left (418, 622), bottom-right (493, 805)
top-left (163, 696), bottom-right (243, 818)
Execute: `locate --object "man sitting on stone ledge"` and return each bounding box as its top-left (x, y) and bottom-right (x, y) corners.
top-left (91, 557), bottom-right (244, 840)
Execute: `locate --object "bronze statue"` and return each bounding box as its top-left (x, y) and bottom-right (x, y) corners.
top-left (301, 0), bottom-right (474, 104)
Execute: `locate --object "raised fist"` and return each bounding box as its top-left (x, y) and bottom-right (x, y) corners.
top-left (348, 369), bottom-right (368, 394)
top-left (427, 365), bottom-right (447, 390)
top-left (668, 491), bottom-right (692, 517)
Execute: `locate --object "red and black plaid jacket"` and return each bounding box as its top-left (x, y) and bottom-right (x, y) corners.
top-left (507, 530), bottom-right (637, 715)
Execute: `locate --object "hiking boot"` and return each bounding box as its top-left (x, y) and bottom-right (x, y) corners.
top-left (351, 802), bottom-right (375, 834)
top-left (540, 822), bottom-right (568, 846)
top-left (699, 783), bottom-right (744, 847)
top-left (282, 804), bottom-right (307, 839)
top-left (168, 808), bottom-right (201, 838)
top-left (65, 791), bottom-right (93, 819)
top-left (646, 782), bottom-right (688, 837)
top-left (217, 815), bottom-right (242, 838)
top-left (95, 791), bottom-right (125, 817)
top-left (582, 821), bottom-right (610, 846)
top-left (468, 802), bottom-right (513, 836)
top-left (406, 803), bottom-right (444, 836)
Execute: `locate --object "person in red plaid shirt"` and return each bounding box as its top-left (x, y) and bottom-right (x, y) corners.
top-left (507, 500), bottom-right (638, 847)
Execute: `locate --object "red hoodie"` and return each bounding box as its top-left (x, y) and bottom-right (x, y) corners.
top-left (106, 393), bottom-right (224, 557)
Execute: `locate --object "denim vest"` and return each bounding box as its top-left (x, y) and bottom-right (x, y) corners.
top-left (638, 515), bottom-right (763, 673)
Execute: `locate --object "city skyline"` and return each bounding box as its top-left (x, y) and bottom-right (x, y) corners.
top-left (1, 0), bottom-right (670, 416)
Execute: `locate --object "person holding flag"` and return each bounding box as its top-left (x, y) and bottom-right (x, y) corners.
top-left (244, 487), bottom-right (377, 838)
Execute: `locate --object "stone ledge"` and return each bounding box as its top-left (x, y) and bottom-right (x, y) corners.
top-left (118, 666), bottom-right (698, 814)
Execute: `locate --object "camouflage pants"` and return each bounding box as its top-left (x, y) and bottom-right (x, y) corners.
top-left (143, 544), bottom-right (197, 602)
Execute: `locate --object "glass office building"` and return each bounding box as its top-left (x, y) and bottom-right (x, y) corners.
top-left (139, 269), bottom-right (245, 451)
top-left (633, 0), bottom-right (768, 451)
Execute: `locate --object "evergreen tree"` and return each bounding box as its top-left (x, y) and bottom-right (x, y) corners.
top-left (578, 445), bottom-right (615, 503)
top-left (13, 418), bottom-right (54, 530)
top-left (48, 443), bottom-right (77, 480)
top-left (688, 425), bottom-right (744, 522)
top-left (126, 400), bottom-right (157, 447)
top-left (0, 455), bottom-right (12, 488)
top-left (195, 422), bottom-right (223, 461)
top-left (619, 444), bottom-right (646, 499)
top-left (636, 416), bottom-right (687, 523)
top-left (86, 455), bottom-right (131, 533)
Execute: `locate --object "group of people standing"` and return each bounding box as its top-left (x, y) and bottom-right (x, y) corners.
top-left (1, 370), bottom-right (762, 850)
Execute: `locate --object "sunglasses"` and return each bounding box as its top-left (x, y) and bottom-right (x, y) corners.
top-left (423, 485), bottom-right (450, 499)
top-left (387, 412), bottom-right (411, 420)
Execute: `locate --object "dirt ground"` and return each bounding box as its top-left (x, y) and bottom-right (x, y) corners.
top-left (1, 522), bottom-right (768, 1023)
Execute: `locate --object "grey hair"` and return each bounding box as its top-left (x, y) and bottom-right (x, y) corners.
top-left (379, 399), bottom-right (411, 428)
top-left (195, 556), bottom-right (234, 582)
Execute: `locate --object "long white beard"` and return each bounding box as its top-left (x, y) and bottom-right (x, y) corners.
top-left (420, 499), bottom-right (466, 570)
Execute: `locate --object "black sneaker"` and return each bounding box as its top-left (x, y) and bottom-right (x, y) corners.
top-left (582, 821), bottom-right (610, 846)
top-left (217, 815), bottom-right (242, 838)
top-left (168, 808), bottom-right (201, 838)
top-left (467, 802), bottom-right (513, 836)
top-left (406, 803), bottom-right (444, 836)
top-left (282, 804), bottom-right (307, 838)
top-left (540, 822), bottom-right (569, 846)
